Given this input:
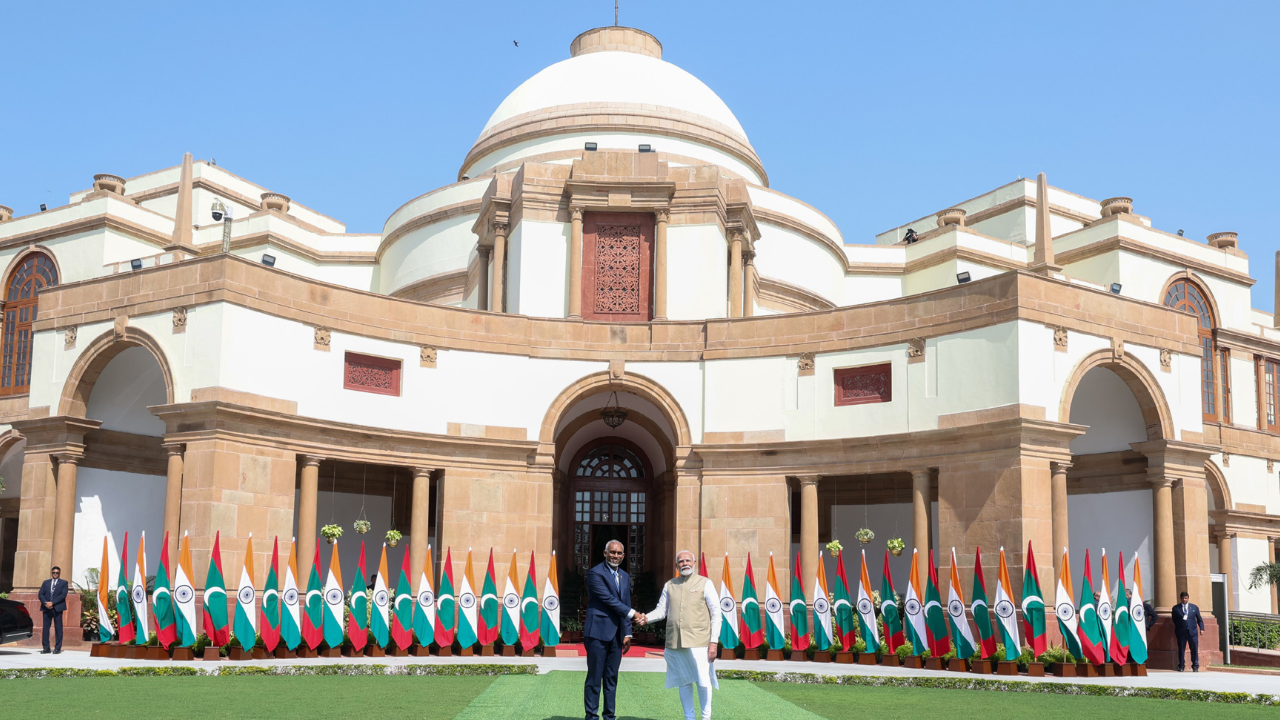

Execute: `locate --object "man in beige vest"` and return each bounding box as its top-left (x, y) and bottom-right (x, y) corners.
top-left (641, 550), bottom-right (721, 720)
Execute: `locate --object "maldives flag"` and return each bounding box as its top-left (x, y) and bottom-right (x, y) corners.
top-left (131, 532), bottom-right (149, 644)
top-left (856, 549), bottom-right (880, 653)
top-left (301, 545), bottom-right (324, 650)
top-left (1097, 548), bottom-right (1115, 662)
top-left (500, 550), bottom-right (521, 647)
top-left (994, 547), bottom-right (1020, 661)
top-left (833, 551), bottom-right (856, 649)
top-left (1054, 547), bottom-right (1083, 659)
top-left (970, 546), bottom-right (996, 658)
top-left (946, 548), bottom-right (977, 660)
top-left (699, 552), bottom-right (709, 578)
top-left (415, 545), bottom-right (438, 648)
top-left (879, 550), bottom-right (903, 653)
top-left (903, 549), bottom-right (928, 655)
top-left (788, 552), bottom-right (809, 650)
top-left (1076, 549), bottom-right (1106, 664)
top-left (718, 554), bottom-right (740, 650)
top-left (477, 549), bottom-right (500, 647)
top-left (370, 544), bottom-right (391, 648)
top-left (391, 547), bottom-right (414, 651)
top-left (812, 551), bottom-right (833, 651)
top-left (540, 551), bottom-right (560, 647)
top-left (519, 551), bottom-right (540, 651)
top-left (233, 534), bottom-right (257, 652)
top-left (175, 534), bottom-right (197, 647)
top-left (434, 547), bottom-right (458, 646)
top-left (1021, 541), bottom-right (1047, 656)
top-left (260, 537), bottom-right (281, 653)
top-left (923, 549), bottom-right (950, 656)
top-left (739, 553), bottom-right (764, 649)
top-left (322, 542), bottom-right (345, 649)
top-left (763, 553), bottom-right (786, 650)
top-left (97, 537), bottom-right (114, 643)
top-left (1109, 551), bottom-right (1132, 665)
top-left (153, 531), bottom-right (177, 649)
top-left (347, 542), bottom-right (369, 652)
top-left (115, 532), bottom-right (135, 644)
top-left (281, 540), bottom-right (303, 651)
top-left (456, 549), bottom-right (479, 649)
top-left (202, 532), bottom-right (229, 646)
top-left (1126, 556), bottom-right (1148, 664)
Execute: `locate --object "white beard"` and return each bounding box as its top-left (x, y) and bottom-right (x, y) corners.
top-left (680, 567), bottom-right (694, 577)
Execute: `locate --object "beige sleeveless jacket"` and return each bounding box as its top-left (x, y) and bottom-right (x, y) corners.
top-left (665, 574), bottom-right (711, 649)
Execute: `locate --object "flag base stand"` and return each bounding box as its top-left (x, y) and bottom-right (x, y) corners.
top-left (341, 646), bottom-right (361, 658)
top-left (766, 650), bottom-right (785, 661)
top-left (858, 653), bottom-right (879, 666)
top-left (146, 647), bottom-right (168, 661)
top-left (880, 654), bottom-right (900, 667)
top-left (273, 648), bottom-right (296, 659)
top-left (1115, 663), bottom-right (1132, 676)
top-left (480, 645), bottom-right (494, 657)
top-left (947, 658), bottom-right (969, 672)
top-left (741, 648), bottom-right (760, 660)
top-left (252, 648), bottom-right (268, 660)
top-left (1050, 662), bottom-right (1075, 677)
top-left (969, 659), bottom-right (993, 674)
top-left (90, 643), bottom-right (108, 658)
top-left (460, 647), bottom-right (474, 657)
top-left (996, 661), bottom-right (1019, 676)
top-left (388, 645), bottom-right (408, 657)
top-left (434, 645), bottom-right (453, 657)
top-left (228, 647), bottom-right (252, 661)
top-left (789, 651), bottom-right (807, 661)
top-left (319, 646), bottom-right (341, 658)
top-left (721, 648), bottom-right (737, 661)
top-left (812, 652), bottom-right (830, 663)
top-left (106, 644), bottom-right (125, 658)
top-left (1025, 662), bottom-right (1044, 677)
top-left (501, 645), bottom-right (516, 657)
top-left (1097, 663), bottom-right (1115, 677)
top-left (1132, 663), bottom-right (1147, 676)
top-left (1076, 663), bottom-right (1099, 677)
top-left (410, 644), bottom-right (431, 657)
top-left (924, 657), bottom-right (945, 671)
top-left (202, 647), bottom-right (222, 661)
top-left (171, 647), bottom-right (194, 661)
top-left (541, 646), bottom-right (559, 658)
top-left (366, 645), bottom-right (386, 658)
top-left (521, 648), bottom-right (535, 657)
top-left (901, 656), bottom-right (923, 669)
top-left (296, 646), bottom-right (318, 658)
top-left (833, 652), bottom-right (854, 664)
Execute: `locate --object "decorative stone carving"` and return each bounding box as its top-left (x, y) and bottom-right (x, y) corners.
top-left (1160, 348), bottom-right (1172, 371)
top-left (834, 364), bottom-right (893, 406)
top-left (113, 315), bottom-right (128, 341)
top-left (343, 352), bottom-right (401, 396)
top-left (0, 205), bottom-right (12, 223)
top-left (420, 345), bottom-right (437, 368)
top-left (1267, 459), bottom-right (1274, 474)
top-left (1222, 453), bottom-right (1230, 467)
top-left (1111, 337), bottom-right (1124, 360)
top-left (260, 192), bottom-right (291, 213)
top-left (1052, 326), bottom-right (1068, 351)
top-left (172, 307), bottom-right (187, 333)
top-left (797, 352), bottom-right (815, 376)
top-left (1206, 231), bottom-right (1238, 250)
top-left (593, 223), bottom-right (643, 314)
top-left (64, 326), bottom-right (77, 350)
top-left (655, 208), bottom-right (670, 223)
top-left (1100, 197), bottom-right (1133, 217)
top-left (314, 327), bottom-right (331, 351)
top-left (570, 207), bottom-right (585, 222)
top-left (935, 208), bottom-right (967, 228)
top-left (93, 173), bottom-right (127, 195)
top-left (907, 338), bottom-right (925, 362)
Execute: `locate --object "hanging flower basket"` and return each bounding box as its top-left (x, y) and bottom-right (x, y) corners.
top-left (385, 529), bottom-right (402, 548)
top-left (887, 538), bottom-right (905, 556)
top-left (855, 528), bottom-right (875, 544)
top-left (321, 524), bottom-right (343, 544)
top-left (825, 539), bottom-right (843, 556)
top-left (354, 519), bottom-right (371, 535)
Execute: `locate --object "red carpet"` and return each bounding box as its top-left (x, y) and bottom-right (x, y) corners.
top-left (554, 643), bottom-right (663, 658)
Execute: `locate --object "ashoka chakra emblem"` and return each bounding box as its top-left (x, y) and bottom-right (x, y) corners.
top-left (543, 595), bottom-right (559, 611)
top-left (238, 586), bottom-right (255, 604)
top-left (905, 598), bottom-right (922, 615)
top-left (1132, 605), bottom-right (1144, 622)
top-left (995, 600), bottom-right (1015, 619)
top-left (719, 597), bottom-right (736, 613)
top-left (504, 593), bottom-right (520, 609)
top-left (374, 590), bottom-right (389, 607)
top-left (814, 597), bottom-right (830, 614)
top-left (857, 598), bottom-right (874, 615)
top-left (325, 588), bottom-right (344, 606)
top-left (132, 586), bottom-right (145, 604)
top-left (765, 598), bottom-right (783, 614)
top-left (1098, 603), bottom-right (1112, 622)
top-left (175, 585), bottom-right (194, 603)
top-left (948, 599), bottom-right (965, 618)
top-left (459, 592), bottom-right (476, 609)
top-left (418, 590), bottom-right (435, 609)
top-left (283, 588), bottom-right (299, 605)
top-left (1056, 602), bottom-right (1075, 622)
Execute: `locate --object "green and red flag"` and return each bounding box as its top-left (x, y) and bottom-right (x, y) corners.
top-left (970, 546), bottom-right (996, 658)
top-left (924, 549), bottom-right (950, 656)
top-left (856, 549), bottom-right (880, 653)
top-left (1126, 556), bottom-right (1148, 664)
top-left (435, 547), bottom-right (458, 646)
top-left (1109, 551), bottom-right (1132, 665)
top-left (739, 553), bottom-right (764, 649)
top-left (718, 554), bottom-right (740, 650)
top-left (833, 551), bottom-right (856, 649)
top-left (519, 551), bottom-right (540, 651)
top-left (789, 552), bottom-right (810, 650)
top-left (994, 547), bottom-right (1020, 661)
top-left (946, 548), bottom-right (978, 660)
top-left (699, 552), bottom-right (709, 578)
top-left (1098, 548), bottom-right (1115, 662)
top-left (347, 541), bottom-right (368, 652)
top-left (370, 544), bottom-right (391, 648)
top-left (260, 537), bottom-right (281, 652)
top-left (456, 549), bottom-right (479, 649)
top-left (153, 531), bottom-right (177, 649)
top-left (175, 534), bottom-right (197, 647)
top-left (131, 532), bottom-right (149, 644)
top-left (500, 550), bottom-right (521, 647)
top-left (415, 545), bottom-right (438, 648)
top-left (540, 551), bottom-right (560, 647)
top-left (1021, 541), bottom-right (1047, 656)
top-left (1076, 549), bottom-right (1106, 664)
top-left (115, 532), bottom-right (135, 644)
top-left (477, 548), bottom-right (500, 647)
top-left (812, 552), bottom-right (833, 651)
top-left (97, 536), bottom-right (114, 643)
top-left (1055, 547), bottom-right (1083, 660)
top-left (233, 534), bottom-right (257, 652)
top-left (391, 546), bottom-right (414, 650)
top-left (301, 544), bottom-right (324, 650)
top-left (903, 549), bottom-right (928, 655)
top-left (322, 541), bottom-right (345, 649)
top-left (764, 553), bottom-right (786, 650)
top-left (202, 532), bottom-right (229, 646)
top-left (280, 539), bottom-right (302, 651)
top-left (880, 550), bottom-right (904, 653)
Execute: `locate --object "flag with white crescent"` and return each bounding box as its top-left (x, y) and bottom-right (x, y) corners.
top-left (501, 549), bottom-right (521, 647)
top-left (519, 551), bottom-right (540, 651)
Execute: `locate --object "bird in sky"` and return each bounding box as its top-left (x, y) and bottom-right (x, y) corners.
top-left (513, 40), bottom-right (519, 47)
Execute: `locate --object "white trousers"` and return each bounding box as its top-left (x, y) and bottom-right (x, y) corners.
top-left (678, 683), bottom-right (712, 720)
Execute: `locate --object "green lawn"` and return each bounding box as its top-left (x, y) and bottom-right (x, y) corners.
top-left (4, 671), bottom-right (1275, 719)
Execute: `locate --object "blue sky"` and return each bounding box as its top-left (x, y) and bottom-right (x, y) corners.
top-left (2, 1), bottom-right (1276, 311)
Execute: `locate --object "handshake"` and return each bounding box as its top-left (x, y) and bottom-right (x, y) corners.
top-left (633, 611), bottom-right (648, 625)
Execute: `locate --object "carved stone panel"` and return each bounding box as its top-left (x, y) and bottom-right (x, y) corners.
top-left (581, 212), bottom-right (653, 322)
top-left (907, 338), bottom-right (925, 363)
top-left (1052, 326), bottom-right (1068, 352)
top-left (1160, 348), bottom-right (1172, 372)
top-left (344, 351), bottom-right (401, 396)
top-left (797, 352), bottom-right (815, 377)
top-left (833, 363), bottom-right (892, 406)
top-left (172, 307), bottom-right (187, 334)
top-left (314, 327), bottom-right (331, 351)
top-left (64, 326), bottom-right (77, 350)
top-left (420, 345), bottom-right (437, 368)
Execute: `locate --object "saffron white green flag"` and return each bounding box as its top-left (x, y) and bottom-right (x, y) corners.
top-left (763, 553), bottom-right (786, 649)
top-left (812, 551), bottom-right (833, 651)
top-left (97, 537), bottom-right (114, 642)
top-left (1055, 547), bottom-right (1083, 659)
top-left (1097, 548), bottom-right (1114, 662)
top-left (280, 539), bottom-right (302, 651)
top-left (994, 548), bottom-right (1020, 661)
top-left (856, 550), bottom-right (880, 652)
top-left (233, 534), bottom-right (257, 652)
top-left (500, 550), bottom-right (521, 647)
top-left (413, 546), bottom-right (436, 648)
top-left (1127, 556), bottom-right (1148, 664)
top-left (540, 551), bottom-right (561, 647)
top-left (718, 554), bottom-right (740, 649)
top-left (131, 532), bottom-right (149, 644)
top-left (456, 549), bottom-right (479, 648)
top-left (322, 543), bottom-right (345, 649)
top-left (946, 548), bottom-right (978, 659)
top-left (175, 534), bottom-right (198, 647)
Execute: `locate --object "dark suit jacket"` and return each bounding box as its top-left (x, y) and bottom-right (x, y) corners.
top-left (38, 578), bottom-right (68, 614)
top-left (584, 562), bottom-right (632, 643)
top-left (1171, 602), bottom-right (1203, 638)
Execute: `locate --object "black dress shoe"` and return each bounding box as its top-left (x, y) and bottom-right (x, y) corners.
top-left (40, 650), bottom-right (50, 654)
top-left (53, 650), bottom-right (62, 654)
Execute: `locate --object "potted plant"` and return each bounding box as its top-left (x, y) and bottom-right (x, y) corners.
top-left (825, 539), bottom-right (843, 556)
top-left (855, 528), bottom-right (875, 545)
top-left (321, 524), bottom-right (343, 544)
top-left (886, 538), bottom-right (905, 556)
top-left (385, 529), bottom-right (402, 547)
top-left (354, 519), bottom-right (371, 535)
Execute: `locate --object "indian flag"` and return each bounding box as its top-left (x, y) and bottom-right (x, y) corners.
top-left (1076, 549), bottom-right (1106, 664)
top-left (833, 551), bottom-right (855, 649)
top-left (371, 544), bottom-right (391, 648)
top-left (740, 553), bottom-right (764, 649)
top-left (788, 552), bottom-right (809, 651)
top-left (1055, 547), bottom-right (1082, 659)
top-left (856, 549), bottom-right (880, 653)
top-left (1109, 550), bottom-right (1132, 665)
top-left (435, 547), bottom-right (457, 646)
top-left (203, 532), bottom-right (229, 646)
top-left (115, 532), bottom-right (134, 644)
top-left (391, 546), bottom-right (414, 651)
top-left (1021, 541), bottom-right (1047, 656)
top-left (500, 549), bottom-right (521, 647)
top-left (970, 546), bottom-right (996, 658)
top-left (924, 549), bottom-right (950, 656)
top-left (153, 531), bottom-right (176, 649)
top-left (994, 547), bottom-right (1020, 661)
top-left (478, 549), bottom-right (499, 647)
top-left (233, 534), bottom-right (257, 652)
top-left (880, 550), bottom-right (903, 652)
top-left (540, 551), bottom-right (560, 647)
top-left (519, 551), bottom-right (540, 651)
top-left (302, 545), bottom-right (324, 650)
top-left (763, 553), bottom-right (786, 650)
top-left (322, 541), bottom-right (345, 649)
top-left (718, 554), bottom-right (740, 650)
top-left (261, 537), bottom-right (281, 653)
top-left (132, 532), bottom-right (149, 644)
top-left (97, 536), bottom-right (114, 643)
top-left (456, 549), bottom-right (479, 649)
top-left (1097, 548), bottom-right (1115, 662)
top-left (281, 539), bottom-right (303, 651)
top-left (414, 545), bottom-right (438, 648)
top-left (947, 547), bottom-right (977, 660)
top-left (812, 551), bottom-right (832, 651)
top-left (903, 549), bottom-right (928, 656)
top-left (347, 542), bottom-right (368, 652)
top-left (1126, 556), bottom-right (1148, 664)
top-left (175, 534), bottom-right (197, 647)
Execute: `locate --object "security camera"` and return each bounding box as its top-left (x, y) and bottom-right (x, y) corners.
top-left (211, 199), bottom-right (227, 222)
top-left (212, 210), bottom-right (223, 221)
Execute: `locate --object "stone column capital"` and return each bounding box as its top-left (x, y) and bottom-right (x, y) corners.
top-left (492, 221), bottom-right (509, 236)
top-left (795, 474), bottom-right (821, 487)
top-left (1148, 473), bottom-right (1175, 489)
top-left (1215, 530), bottom-right (1236, 542)
top-left (300, 454), bottom-right (325, 469)
top-left (412, 467), bottom-right (434, 480)
top-left (654, 208), bottom-right (670, 223)
top-left (909, 468), bottom-right (932, 481)
top-left (52, 451), bottom-right (83, 465)
top-left (477, 244), bottom-right (491, 258)
top-left (162, 442), bottom-right (185, 457)
top-left (1050, 461), bottom-right (1072, 474)
top-left (570, 206), bottom-right (585, 221)
top-left (742, 250), bottom-right (756, 265)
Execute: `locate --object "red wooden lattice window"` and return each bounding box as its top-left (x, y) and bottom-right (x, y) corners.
top-left (343, 351), bottom-right (401, 396)
top-left (2, 252), bottom-right (58, 396)
top-left (581, 212), bottom-right (653, 322)
top-left (833, 363), bottom-right (892, 406)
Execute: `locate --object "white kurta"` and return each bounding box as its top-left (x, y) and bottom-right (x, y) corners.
top-left (645, 578), bottom-right (723, 689)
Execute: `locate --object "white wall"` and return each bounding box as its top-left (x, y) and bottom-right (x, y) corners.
top-left (84, 346), bottom-right (168, 436)
top-left (72, 467), bottom-right (166, 587)
top-left (704, 357), bottom-right (787, 434)
top-left (1067, 367), bottom-right (1148, 455)
top-left (508, 220), bottom-right (570, 318)
top-left (1232, 536), bottom-right (1274, 613)
top-left (665, 224), bottom-right (727, 320)
top-left (1067, 489), bottom-right (1153, 601)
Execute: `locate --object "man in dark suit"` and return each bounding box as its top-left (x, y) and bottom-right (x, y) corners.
top-left (1171, 591), bottom-right (1204, 672)
top-left (38, 566), bottom-right (69, 654)
top-left (583, 540), bottom-right (644, 720)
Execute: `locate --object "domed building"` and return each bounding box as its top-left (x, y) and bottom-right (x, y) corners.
top-left (0, 27), bottom-right (1277, 667)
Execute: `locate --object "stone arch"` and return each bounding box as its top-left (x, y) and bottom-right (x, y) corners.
top-left (1058, 349), bottom-right (1173, 442)
top-left (1160, 271), bottom-right (1221, 327)
top-left (1, 244), bottom-right (63, 287)
top-left (58, 326), bottom-right (176, 418)
top-left (539, 370), bottom-right (692, 447)
top-left (1203, 459), bottom-right (1232, 511)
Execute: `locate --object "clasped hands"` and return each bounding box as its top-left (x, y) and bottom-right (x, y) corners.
top-left (633, 611), bottom-right (648, 625)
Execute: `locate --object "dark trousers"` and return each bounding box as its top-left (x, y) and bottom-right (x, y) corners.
top-left (42, 610), bottom-right (63, 652)
top-left (1176, 632), bottom-right (1199, 670)
top-left (584, 636), bottom-right (623, 720)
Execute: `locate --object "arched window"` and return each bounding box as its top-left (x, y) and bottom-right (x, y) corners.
top-left (1163, 279), bottom-right (1217, 422)
top-left (574, 444), bottom-right (647, 478)
top-left (1, 253), bottom-right (58, 396)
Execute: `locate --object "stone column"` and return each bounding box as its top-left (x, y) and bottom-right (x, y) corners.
top-left (1216, 532), bottom-right (1233, 612)
top-left (1171, 473), bottom-right (1212, 607)
top-left (911, 469), bottom-right (931, 557)
top-left (162, 443), bottom-right (185, 561)
top-left (728, 231), bottom-right (744, 318)
top-left (297, 455), bottom-right (323, 583)
top-left (797, 475), bottom-right (820, 601)
top-left (654, 209), bottom-right (669, 320)
top-left (1151, 476), bottom-right (1176, 608)
top-left (491, 223), bottom-right (508, 313)
top-left (410, 467), bottom-right (433, 583)
top-left (50, 452), bottom-right (82, 577)
top-left (568, 208), bottom-right (584, 319)
top-left (743, 251), bottom-right (758, 318)
top-left (477, 246), bottom-right (491, 312)
top-left (1050, 462), bottom-right (1070, 584)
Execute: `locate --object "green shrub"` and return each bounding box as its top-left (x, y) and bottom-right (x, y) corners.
top-left (1230, 617), bottom-right (1280, 650)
